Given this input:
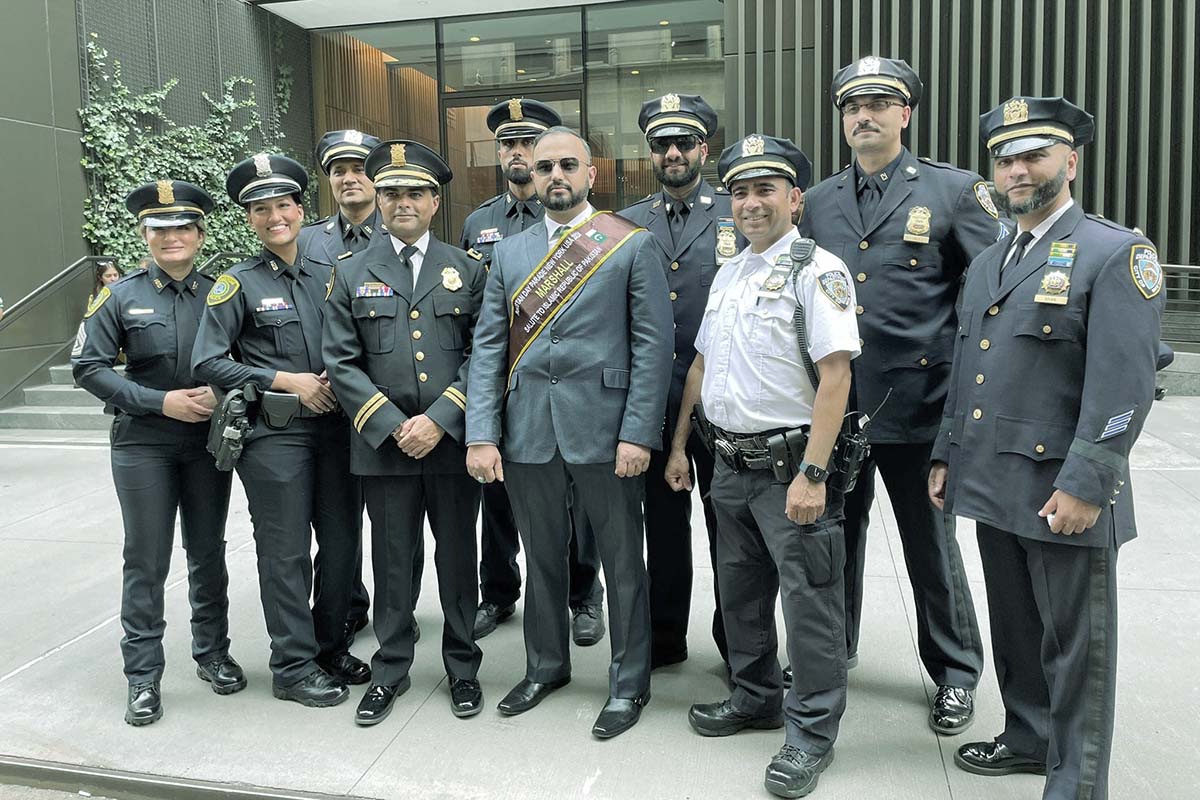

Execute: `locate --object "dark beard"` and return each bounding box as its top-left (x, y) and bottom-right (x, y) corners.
top-left (504, 164), bottom-right (532, 186)
top-left (998, 164), bottom-right (1067, 216)
top-left (653, 158), bottom-right (701, 189)
top-left (540, 183), bottom-right (590, 212)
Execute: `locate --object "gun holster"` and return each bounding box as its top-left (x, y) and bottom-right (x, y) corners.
top-left (206, 383), bottom-right (257, 472)
top-left (829, 412), bottom-right (871, 493)
top-left (259, 391), bottom-right (301, 430)
top-left (765, 428), bottom-right (809, 482)
top-left (690, 403), bottom-right (716, 455)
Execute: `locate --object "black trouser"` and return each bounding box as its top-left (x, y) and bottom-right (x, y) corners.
top-left (362, 473), bottom-right (482, 687)
top-left (842, 441), bottom-right (983, 687)
top-left (478, 479), bottom-right (602, 609)
top-left (643, 430), bottom-right (727, 666)
top-left (111, 423), bottom-right (233, 685)
top-left (977, 525), bottom-right (1118, 800)
top-left (505, 453), bottom-right (651, 699)
top-left (236, 416), bottom-right (360, 685)
top-left (710, 460), bottom-right (847, 754)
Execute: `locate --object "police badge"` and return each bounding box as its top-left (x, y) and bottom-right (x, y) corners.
top-left (391, 143), bottom-right (407, 166)
top-left (156, 180), bottom-right (174, 205)
top-left (509, 98), bottom-right (523, 121)
top-left (1003, 98), bottom-right (1030, 125)
top-left (1129, 244), bottom-right (1162, 299)
top-left (857, 56), bottom-right (881, 76)
top-left (903, 206), bottom-right (932, 244)
top-left (660, 93), bottom-right (681, 113)
top-left (346, 129), bottom-right (364, 145)
top-left (742, 135), bottom-right (765, 157)
top-left (441, 267), bottom-right (463, 291)
top-left (253, 153), bottom-right (272, 177)
top-left (716, 218), bottom-right (737, 261)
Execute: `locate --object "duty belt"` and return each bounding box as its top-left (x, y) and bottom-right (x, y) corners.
top-left (710, 424), bottom-right (792, 472)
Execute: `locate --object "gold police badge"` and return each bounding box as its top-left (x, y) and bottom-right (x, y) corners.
top-left (716, 227), bottom-right (737, 259)
top-left (441, 267), bottom-right (463, 291)
top-left (742, 135), bottom-right (765, 157)
top-left (156, 180), bottom-right (174, 205)
top-left (509, 98), bottom-right (523, 121)
top-left (903, 206), bottom-right (932, 244)
top-left (1003, 98), bottom-right (1029, 125)
top-left (660, 93), bottom-right (681, 113)
top-left (391, 143), bottom-right (407, 166)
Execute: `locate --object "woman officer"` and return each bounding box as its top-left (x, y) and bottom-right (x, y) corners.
top-left (72, 180), bottom-right (244, 726)
top-left (191, 154), bottom-right (366, 708)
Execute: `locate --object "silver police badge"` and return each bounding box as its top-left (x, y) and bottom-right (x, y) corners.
top-left (346, 129), bottom-right (363, 145)
top-left (857, 56), bottom-right (881, 76)
top-left (1130, 244), bottom-right (1162, 299)
top-left (742, 135), bottom-right (765, 157)
top-left (818, 270), bottom-right (852, 311)
top-left (441, 267), bottom-right (463, 291)
top-left (253, 153), bottom-right (272, 177)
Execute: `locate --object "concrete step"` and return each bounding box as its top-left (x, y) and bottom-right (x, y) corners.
top-left (0, 428), bottom-right (110, 446)
top-left (0, 405), bottom-right (112, 430)
top-left (1160, 350), bottom-right (1200, 398)
top-left (22, 384), bottom-right (104, 408)
top-left (48, 365), bottom-right (75, 386)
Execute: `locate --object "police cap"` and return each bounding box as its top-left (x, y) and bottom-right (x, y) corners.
top-left (315, 129), bottom-right (382, 174)
top-left (639, 93), bottom-right (718, 139)
top-left (226, 153), bottom-right (308, 206)
top-left (365, 140), bottom-right (453, 190)
top-left (487, 98), bottom-right (561, 141)
top-left (718, 134), bottom-right (812, 191)
top-left (125, 180), bottom-right (214, 227)
top-left (980, 96), bottom-right (1095, 158)
top-left (831, 55), bottom-right (923, 109)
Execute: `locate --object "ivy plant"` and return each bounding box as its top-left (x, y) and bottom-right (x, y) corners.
top-left (78, 35), bottom-right (311, 273)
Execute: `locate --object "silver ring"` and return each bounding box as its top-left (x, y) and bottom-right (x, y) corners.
top-left (476, 476), bottom-right (486, 483)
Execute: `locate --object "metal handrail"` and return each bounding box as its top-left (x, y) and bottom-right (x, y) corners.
top-left (198, 251), bottom-right (251, 276)
top-left (0, 255), bottom-right (114, 333)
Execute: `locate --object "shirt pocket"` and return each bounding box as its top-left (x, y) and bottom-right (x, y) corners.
top-left (1011, 303), bottom-right (1085, 343)
top-left (877, 242), bottom-right (944, 271)
top-left (433, 293), bottom-right (475, 351)
top-left (744, 297), bottom-right (795, 358)
top-left (994, 414), bottom-right (1075, 462)
top-left (252, 308), bottom-right (304, 356)
top-left (123, 314), bottom-right (172, 359)
top-left (351, 296), bottom-right (399, 354)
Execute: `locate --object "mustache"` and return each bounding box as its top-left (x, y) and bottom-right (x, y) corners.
top-left (547, 181), bottom-right (571, 191)
top-left (854, 122), bottom-right (879, 133)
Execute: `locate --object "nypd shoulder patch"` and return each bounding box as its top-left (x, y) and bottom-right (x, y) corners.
top-left (83, 286), bottom-right (111, 319)
top-left (817, 270), bottom-right (851, 311)
top-left (1129, 244), bottom-right (1162, 300)
top-left (206, 274), bottom-right (241, 307)
top-left (973, 181), bottom-right (1000, 219)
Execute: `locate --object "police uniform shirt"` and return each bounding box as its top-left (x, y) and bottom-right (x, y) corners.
top-left (1003, 199), bottom-right (1074, 267)
top-left (191, 251), bottom-right (332, 390)
top-left (458, 192), bottom-right (544, 264)
top-left (73, 264), bottom-right (212, 416)
top-left (696, 229), bottom-right (861, 433)
top-left (389, 230), bottom-right (430, 288)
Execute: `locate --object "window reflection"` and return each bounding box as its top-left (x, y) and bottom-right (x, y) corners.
top-left (442, 11), bottom-right (583, 93)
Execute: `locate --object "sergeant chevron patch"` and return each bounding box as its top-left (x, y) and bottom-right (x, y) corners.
top-left (1098, 409), bottom-right (1134, 441)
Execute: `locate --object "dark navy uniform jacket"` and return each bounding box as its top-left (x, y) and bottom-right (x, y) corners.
top-left (620, 179), bottom-right (745, 436)
top-left (799, 147), bottom-right (1005, 443)
top-left (932, 203), bottom-right (1165, 548)
top-left (191, 249), bottom-right (333, 399)
top-left (298, 207), bottom-right (385, 265)
top-left (73, 264), bottom-right (214, 442)
top-left (323, 235), bottom-right (486, 476)
top-left (458, 191), bottom-right (544, 266)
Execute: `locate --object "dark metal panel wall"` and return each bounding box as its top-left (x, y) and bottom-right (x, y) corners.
top-left (725, 0), bottom-right (1199, 263)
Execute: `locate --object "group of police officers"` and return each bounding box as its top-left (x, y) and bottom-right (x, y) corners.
top-left (70, 53), bottom-right (1162, 800)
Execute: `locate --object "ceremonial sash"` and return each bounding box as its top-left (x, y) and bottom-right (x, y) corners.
top-left (507, 211), bottom-right (642, 382)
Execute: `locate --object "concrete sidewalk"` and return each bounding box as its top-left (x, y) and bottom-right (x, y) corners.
top-left (1, 400), bottom-right (1198, 799)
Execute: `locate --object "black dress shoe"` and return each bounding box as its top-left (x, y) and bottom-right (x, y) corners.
top-left (764, 745), bottom-right (834, 798)
top-left (473, 601), bottom-right (516, 640)
top-left (571, 604), bottom-right (605, 646)
top-left (449, 678), bottom-right (483, 718)
top-left (929, 685), bottom-right (975, 735)
top-left (355, 680), bottom-right (410, 726)
top-left (689, 699), bottom-right (784, 737)
top-left (318, 651), bottom-right (371, 686)
top-left (783, 666), bottom-right (792, 689)
top-left (272, 668), bottom-right (349, 707)
top-left (344, 614), bottom-right (370, 647)
top-left (954, 740), bottom-right (1046, 776)
top-left (592, 692), bottom-right (650, 739)
top-left (497, 676), bottom-right (570, 716)
top-left (196, 655), bottom-right (247, 695)
top-left (125, 681), bottom-right (162, 726)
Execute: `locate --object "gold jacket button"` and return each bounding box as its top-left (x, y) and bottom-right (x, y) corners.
top-left (412, 330), bottom-right (422, 340)
top-left (415, 351), bottom-right (425, 361)
top-left (671, 261), bottom-right (680, 271)
top-left (972, 409), bottom-right (983, 420)
top-left (980, 339), bottom-right (991, 350)
top-left (1035, 443), bottom-right (1046, 454)
top-left (410, 310), bottom-right (420, 320)
top-left (1042, 324), bottom-right (1052, 334)
top-left (669, 291), bottom-right (678, 301)
top-left (454, 307), bottom-right (461, 314)
top-left (368, 309), bottom-right (376, 318)
top-left (919, 357), bottom-right (929, 366)
top-left (856, 272), bottom-right (867, 282)
top-left (418, 372), bottom-right (428, 382)
top-left (855, 305), bottom-right (864, 315)
top-left (987, 305), bottom-right (1000, 316)
top-left (859, 241), bottom-right (869, 250)
top-left (975, 373), bottom-right (985, 384)
top-left (909, 258), bottom-right (918, 267)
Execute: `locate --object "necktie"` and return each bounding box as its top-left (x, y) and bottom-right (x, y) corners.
top-left (1003, 231), bottom-right (1036, 273)
top-left (668, 201), bottom-right (689, 249)
top-left (550, 226), bottom-right (569, 253)
top-left (170, 281), bottom-right (198, 382)
top-left (399, 244), bottom-right (418, 290)
top-left (858, 176), bottom-right (883, 226)
top-left (346, 226), bottom-right (368, 254)
top-left (284, 267), bottom-right (321, 371)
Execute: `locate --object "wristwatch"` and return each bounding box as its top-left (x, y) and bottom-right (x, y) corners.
top-left (798, 460), bottom-right (829, 483)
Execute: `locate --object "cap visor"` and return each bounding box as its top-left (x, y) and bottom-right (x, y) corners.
top-left (840, 85), bottom-right (907, 104)
top-left (727, 167), bottom-right (794, 185)
top-left (496, 127), bottom-right (544, 141)
top-left (142, 212), bottom-right (202, 228)
top-left (375, 176), bottom-right (438, 189)
top-left (648, 125), bottom-right (704, 139)
top-left (991, 135), bottom-right (1069, 158)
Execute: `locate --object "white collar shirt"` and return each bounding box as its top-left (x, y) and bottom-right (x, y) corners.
top-left (545, 204), bottom-right (595, 252)
top-left (695, 228), bottom-right (862, 433)
top-left (389, 230), bottom-right (431, 288)
top-left (1004, 198), bottom-right (1075, 266)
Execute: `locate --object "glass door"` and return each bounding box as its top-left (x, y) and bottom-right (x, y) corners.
top-left (442, 91), bottom-right (582, 243)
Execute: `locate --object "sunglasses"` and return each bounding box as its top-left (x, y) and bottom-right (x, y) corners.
top-left (649, 136), bottom-right (700, 155)
top-left (533, 158), bottom-right (589, 176)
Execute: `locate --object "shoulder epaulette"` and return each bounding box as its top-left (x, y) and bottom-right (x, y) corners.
top-left (112, 268), bottom-right (147, 286)
top-left (1084, 213), bottom-right (1135, 234)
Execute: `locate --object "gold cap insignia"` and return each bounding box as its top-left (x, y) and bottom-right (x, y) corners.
top-left (441, 266), bottom-right (463, 292)
top-left (346, 129), bottom-right (363, 145)
top-left (660, 93), bottom-right (681, 113)
top-left (742, 135), bottom-right (766, 157)
top-left (391, 143), bottom-right (407, 167)
top-left (1003, 98), bottom-right (1029, 126)
top-left (857, 56), bottom-right (881, 76)
top-left (509, 98), bottom-right (523, 121)
top-left (156, 180), bottom-right (174, 205)
top-left (253, 153), bottom-right (272, 178)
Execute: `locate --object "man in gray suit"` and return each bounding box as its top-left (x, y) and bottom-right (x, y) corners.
top-left (466, 126), bottom-right (673, 739)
